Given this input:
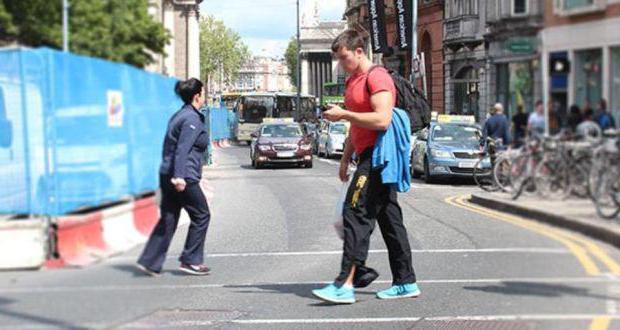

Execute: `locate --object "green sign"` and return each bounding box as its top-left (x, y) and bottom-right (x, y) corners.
top-left (505, 38), bottom-right (537, 54)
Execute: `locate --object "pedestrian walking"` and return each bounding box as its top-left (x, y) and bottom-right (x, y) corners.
top-left (527, 100), bottom-right (546, 138)
top-left (481, 103), bottom-right (510, 149)
top-left (567, 104), bottom-right (583, 134)
top-left (136, 78), bottom-right (212, 277)
top-left (512, 104), bottom-right (529, 147)
top-left (311, 30), bottom-right (419, 304)
top-left (595, 99), bottom-right (616, 131)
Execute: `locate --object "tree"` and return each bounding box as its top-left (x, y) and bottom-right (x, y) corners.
top-left (0, 1), bottom-right (16, 43)
top-left (199, 15), bottom-right (250, 95)
top-left (284, 37), bottom-right (298, 89)
top-left (1, 0), bottom-right (169, 68)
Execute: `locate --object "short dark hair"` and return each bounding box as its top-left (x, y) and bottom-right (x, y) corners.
top-left (331, 29), bottom-right (366, 54)
top-left (175, 78), bottom-right (203, 104)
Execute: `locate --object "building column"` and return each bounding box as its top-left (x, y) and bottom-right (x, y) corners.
top-left (163, 1), bottom-right (175, 77)
top-left (603, 46), bottom-right (611, 103)
top-left (332, 59), bottom-right (339, 82)
top-left (187, 6), bottom-right (201, 80)
top-left (301, 55), bottom-right (310, 94)
top-left (444, 60), bottom-right (452, 115)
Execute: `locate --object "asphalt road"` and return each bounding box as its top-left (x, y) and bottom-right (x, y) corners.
top-left (0, 145), bottom-right (619, 330)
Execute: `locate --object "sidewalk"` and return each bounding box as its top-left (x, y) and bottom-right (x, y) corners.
top-left (470, 192), bottom-right (620, 249)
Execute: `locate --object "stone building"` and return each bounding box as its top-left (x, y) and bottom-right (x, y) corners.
top-left (146, 0), bottom-right (202, 80)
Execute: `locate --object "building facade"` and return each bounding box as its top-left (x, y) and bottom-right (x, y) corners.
top-left (299, 7), bottom-right (347, 100)
top-left (443, 0), bottom-right (488, 121)
top-left (233, 56), bottom-right (293, 93)
top-left (343, 0), bottom-right (444, 113)
top-left (146, 0), bottom-right (202, 80)
top-left (541, 0), bottom-right (620, 124)
top-left (485, 0), bottom-right (544, 119)
top-left (417, 1), bottom-right (445, 114)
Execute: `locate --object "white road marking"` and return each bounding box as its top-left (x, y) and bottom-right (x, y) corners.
top-left (109, 247), bottom-right (570, 263)
top-left (1, 276), bottom-right (617, 294)
top-left (119, 314), bottom-right (620, 328)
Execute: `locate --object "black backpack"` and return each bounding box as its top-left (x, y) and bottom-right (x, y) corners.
top-left (367, 66), bottom-right (432, 132)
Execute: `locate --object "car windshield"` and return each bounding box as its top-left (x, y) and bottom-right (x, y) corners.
top-left (261, 125), bottom-right (302, 138)
top-left (432, 125), bottom-right (480, 142)
top-left (329, 124), bottom-right (347, 134)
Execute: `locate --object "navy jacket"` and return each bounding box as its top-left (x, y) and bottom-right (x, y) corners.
top-left (159, 104), bottom-right (209, 182)
top-left (482, 114), bottom-right (511, 147)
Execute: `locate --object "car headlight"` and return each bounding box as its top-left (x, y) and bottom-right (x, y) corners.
top-left (258, 145), bottom-right (272, 151)
top-left (431, 149), bottom-right (452, 159)
top-left (299, 144), bottom-right (312, 151)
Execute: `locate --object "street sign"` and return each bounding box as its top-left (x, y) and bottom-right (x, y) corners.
top-left (505, 37), bottom-right (537, 54)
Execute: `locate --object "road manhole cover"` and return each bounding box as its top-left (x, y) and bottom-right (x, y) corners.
top-left (119, 309), bottom-right (244, 329)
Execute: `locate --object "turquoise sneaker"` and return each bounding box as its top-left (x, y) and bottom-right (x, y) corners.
top-left (376, 283), bottom-right (421, 300)
top-left (312, 284), bottom-right (356, 304)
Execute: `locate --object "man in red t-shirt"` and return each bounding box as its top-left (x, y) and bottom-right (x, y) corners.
top-left (312, 30), bottom-right (419, 304)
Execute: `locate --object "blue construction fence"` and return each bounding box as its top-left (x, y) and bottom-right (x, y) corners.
top-left (0, 47), bottom-right (226, 217)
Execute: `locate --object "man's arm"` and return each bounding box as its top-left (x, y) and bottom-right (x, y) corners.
top-left (341, 136), bottom-right (354, 165)
top-left (324, 91), bottom-right (393, 131)
top-left (338, 136), bottom-right (355, 182)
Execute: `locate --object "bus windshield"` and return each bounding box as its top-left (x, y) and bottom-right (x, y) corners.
top-left (222, 94), bottom-right (240, 110)
top-left (239, 96), bottom-right (274, 124)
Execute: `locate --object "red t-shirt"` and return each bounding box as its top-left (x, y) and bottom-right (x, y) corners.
top-left (344, 66), bottom-right (397, 155)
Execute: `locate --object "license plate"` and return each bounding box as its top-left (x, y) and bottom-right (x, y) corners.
top-left (458, 161), bottom-right (477, 168)
top-left (277, 152), bottom-right (295, 158)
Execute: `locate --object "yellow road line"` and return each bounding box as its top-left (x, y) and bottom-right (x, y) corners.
top-left (588, 316), bottom-right (611, 330)
top-left (445, 195), bottom-right (601, 276)
top-left (450, 195), bottom-right (620, 276)
top-left (552, 230), bottom-right (620, 276)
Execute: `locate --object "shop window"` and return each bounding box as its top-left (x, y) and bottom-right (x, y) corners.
top-left (574, 48), bottom-right (603, 109)
top-left (611, 47), bottom-right (620, 126)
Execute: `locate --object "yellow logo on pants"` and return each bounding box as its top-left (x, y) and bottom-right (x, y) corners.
top-left (351, 175), bottom-right (368, 208)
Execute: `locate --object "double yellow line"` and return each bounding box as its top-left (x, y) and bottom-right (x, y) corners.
top-left (445, 195), bottom-right (620, 330)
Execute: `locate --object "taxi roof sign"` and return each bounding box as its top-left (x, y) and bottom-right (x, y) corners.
top-left (436, 114), bottom-right (476, 125)
top-left (262, 118), bottom-right (295, 124)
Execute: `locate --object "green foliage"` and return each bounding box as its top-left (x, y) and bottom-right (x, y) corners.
top-left (1, 0), bottom-right (169, 68)
top-left (199, 15), bottom-right (250, 92)
top-left (284, 37), bottom-right (298, 89)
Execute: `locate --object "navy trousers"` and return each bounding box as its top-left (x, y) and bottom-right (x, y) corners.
top-left (138, 174), bottom-right (211, 272)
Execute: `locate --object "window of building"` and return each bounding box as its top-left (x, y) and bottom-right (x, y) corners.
top-left (513, 0), bottom-right (528, 15)
top-left (574, 48), bottom-right (603, 109)
top-left (611, 47), bottom-right (620, 126)
top-left (564, 0), bottom-right (594, 10)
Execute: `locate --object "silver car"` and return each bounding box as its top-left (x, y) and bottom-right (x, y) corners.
top-left (317, 121), bottom-right (349, 158)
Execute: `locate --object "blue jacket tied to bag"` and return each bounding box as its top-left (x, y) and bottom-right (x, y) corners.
top-left (372, 108), bottom-right (412, 193)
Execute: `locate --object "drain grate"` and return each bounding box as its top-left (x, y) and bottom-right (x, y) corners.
top-left (411, 320), bottom-right (537, 330)
top-left (119, 309), bottom-right (244, 329)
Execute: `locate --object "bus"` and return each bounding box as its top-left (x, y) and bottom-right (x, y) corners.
top-left (221, 92), bottom-right (241, 110)
top-left (321, 82), bottom-right (345, 107)
top-left (275, 93), bottom-right (318, 123)
top-left (234, 92), bottom-right (276, 144)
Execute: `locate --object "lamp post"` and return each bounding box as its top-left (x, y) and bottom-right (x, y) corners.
top-left (296, 0), bottom-right (301, 114)
top-left (62, 0), bottom-right (69, 52)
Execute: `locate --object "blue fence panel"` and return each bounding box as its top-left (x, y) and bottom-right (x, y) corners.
top-left (0, 47), bottom-right (180, 216)
top-left (207, 107), bottom-right (232, 141)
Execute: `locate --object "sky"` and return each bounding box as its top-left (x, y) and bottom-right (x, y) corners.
top-left (200, 0), bottom-right (346, 58)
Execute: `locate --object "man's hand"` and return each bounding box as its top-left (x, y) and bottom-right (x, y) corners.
top-left (323, 104), bottom-right (348, 122)
top-left (339, 158), bottom-right (350, 182)
top-left (171, 177), bottom-right (187, 192)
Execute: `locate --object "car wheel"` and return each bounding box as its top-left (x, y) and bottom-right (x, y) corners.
top-left (424, 158), bottom-right (435, 184)
top-left (246, 141), bottom-right (251, 146)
